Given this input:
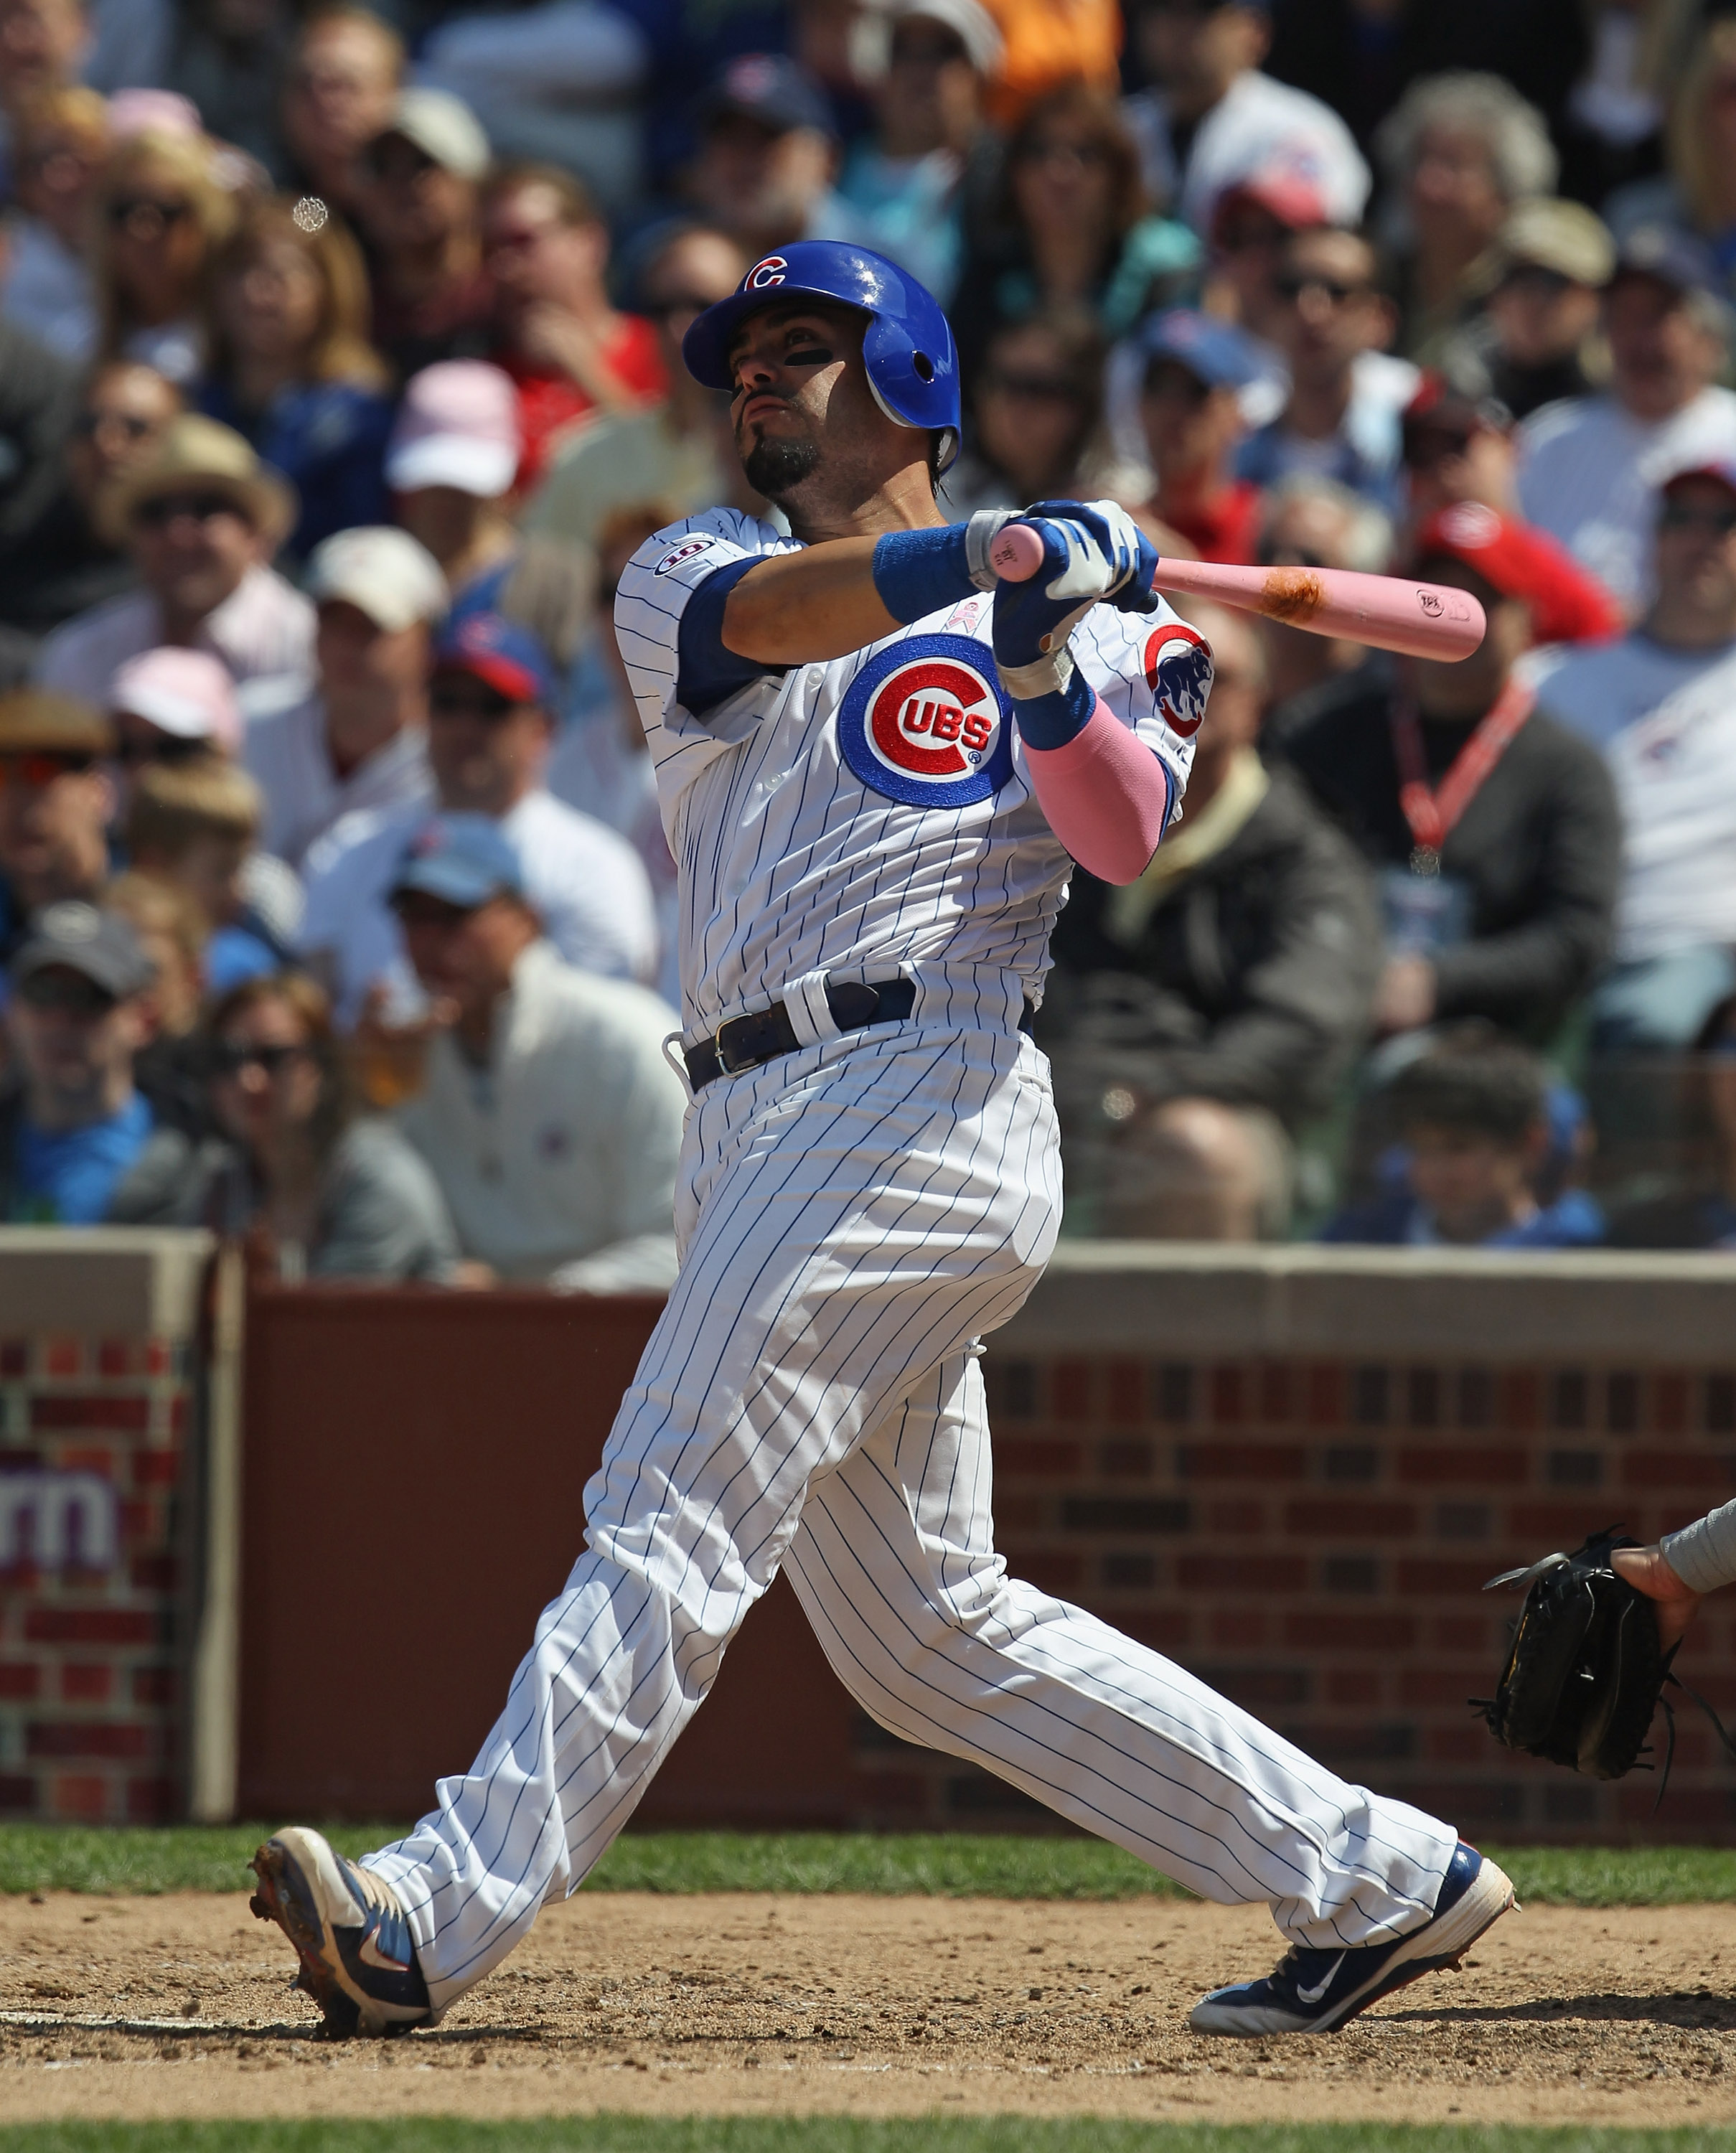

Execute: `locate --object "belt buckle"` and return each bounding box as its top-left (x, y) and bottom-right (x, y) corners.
top-left (713, 1018), bottom-right (749, 1076)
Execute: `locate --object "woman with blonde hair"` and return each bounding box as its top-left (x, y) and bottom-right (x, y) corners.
top-left (1604, 13), bottom-right (1736, 289)
top-left (92, 126), bottom-right (237, 386)
top-left (5, 84), bottom-right (108, 358)
top-left (198, 194), bottom-right (393, 559)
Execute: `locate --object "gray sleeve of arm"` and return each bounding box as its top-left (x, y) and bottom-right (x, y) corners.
top-left (1661, 1498), bottom-right (1736, 1595)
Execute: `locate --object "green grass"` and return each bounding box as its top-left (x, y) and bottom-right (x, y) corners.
top-left (2, 2129), bottom-right (1735, 2153)
top-left (6, 1825), bottom-right (1736, 1906)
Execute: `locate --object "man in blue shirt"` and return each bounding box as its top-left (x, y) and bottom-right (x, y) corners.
top-left (1, 901), bottom-right (158, 1224)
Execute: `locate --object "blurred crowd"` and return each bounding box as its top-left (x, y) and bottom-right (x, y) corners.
top-left (1, 0), bottom-right (1735, 1274)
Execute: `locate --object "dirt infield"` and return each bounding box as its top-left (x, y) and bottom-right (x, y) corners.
top-left (3, 1890), bottom-right (1735, 2128)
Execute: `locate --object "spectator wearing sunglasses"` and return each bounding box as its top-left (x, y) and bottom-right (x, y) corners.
top-left (1236, 225), bottom-right (1416, 517)
top-left (0, 360), bottom-right (181, 652)
top-left (106, 642), bottom-right (240, 815)
top-left (1435, 199), bottom-right (1615, 423)
top-left (278, 5), bottom-right (401, 222)
top-left (113, 967), bottom-right (460, 1280)
top-left (522, 223), bottom-right (751, 554)
top-left (1130, 308), bottom-right (1263, 563)
top-left (0, 688), bottom-right (112, 965)
top-left (355, 88), bottom-right (494, 383)
top-left (944, 309), bottom-right (1127, 517)
top-left (197, 194), bottom-right (394, 563)
top-left (1517, 226), bottom-right (1736, 615)
top-left (1400, 376), bottom-right (1623, 650)
top-left (480, 162), bottom-right (667, 493)
top-left (4, 85), bottom-right (108, 362)
top-left (0, 898), bottom-right (164, 1223)
top-left (90, 126), bottom-right (236, 389)
top-left (296, 609), bottom-right (656, 1031)
top-left (388, 813), bottom-right (683, 1290)
top-left (244, 525), bottom-right (444, 868)
top-left (836, 0), bottom-right (1001, 307)
top-left (1530, 458), bottom-right (1736, 1054)
top-left (34, 412), bottom-right (315, 709)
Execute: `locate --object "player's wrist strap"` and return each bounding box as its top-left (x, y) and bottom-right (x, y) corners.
top-left (998, 651), bottom-right (1094, 749)
top-left (871, 511), bottom-right (1015, 624)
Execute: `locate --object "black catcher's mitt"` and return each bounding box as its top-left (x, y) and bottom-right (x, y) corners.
top-left (1476, 1529), bottom-right (1669, 1784)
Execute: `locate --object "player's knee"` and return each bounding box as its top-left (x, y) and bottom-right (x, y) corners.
top-left (1099, 1097), bottom-right (1292, 1242)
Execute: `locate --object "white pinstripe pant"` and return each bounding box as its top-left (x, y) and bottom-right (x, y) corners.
top-left (367, 1024), bottom-right (1456, 2015)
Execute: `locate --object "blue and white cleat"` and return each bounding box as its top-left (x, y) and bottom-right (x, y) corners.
top-left (249, 1825), bottom-right (430, 2037)
top-left (1188, 1842), bottom-right (1514, 2037)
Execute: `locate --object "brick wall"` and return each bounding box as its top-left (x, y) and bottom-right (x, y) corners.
top-left (0, 1233), bottom-right (210, 1824)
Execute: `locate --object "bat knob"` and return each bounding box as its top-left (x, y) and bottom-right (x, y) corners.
top-left (987, 522), bottom-right (1046, 582)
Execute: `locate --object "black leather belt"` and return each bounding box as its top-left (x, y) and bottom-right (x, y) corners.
top-left (685, 977), bottom-right (1033, 1090)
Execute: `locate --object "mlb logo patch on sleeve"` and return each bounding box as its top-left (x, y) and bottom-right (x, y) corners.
top-left (655, 535), bottom-right (720, 576)
top-left (1144, 622), bottom-right (1214, 738)
top-left (837, 635), bottom-right (1015, 807)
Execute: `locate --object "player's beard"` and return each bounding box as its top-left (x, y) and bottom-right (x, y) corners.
top-left (743, 433), bottom-right (822, 499)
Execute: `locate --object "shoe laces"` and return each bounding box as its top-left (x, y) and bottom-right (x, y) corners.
top-left (342, 1857), bottom-right (407, 1926)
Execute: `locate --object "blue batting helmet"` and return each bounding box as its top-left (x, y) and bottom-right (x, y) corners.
top-left (681, 241), bottom-right (962, 472)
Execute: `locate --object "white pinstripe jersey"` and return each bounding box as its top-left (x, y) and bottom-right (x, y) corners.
top-left (614, 507), bottom-right (1206, 1038)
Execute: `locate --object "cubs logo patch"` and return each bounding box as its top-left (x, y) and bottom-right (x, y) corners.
top-left (654, 534), bottom-right (718, 576)
top-left (1143, 622), bottom-right (1214, 738)
top-left (837, 635), bottom-right (1014, 809)
top-left (745, 254), bottom-right (788, 291)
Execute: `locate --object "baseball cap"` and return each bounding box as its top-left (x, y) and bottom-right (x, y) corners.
top-left (390, 812), bottom-right (525, 910)
top-left (1609, 222), bottom-right (1722, 299)
top-left (1478, 198), bottom-right (1614, 292)
top-left (376, 86), bottom-right (490, 179)
top-left (1402, 372), bottom-right (1514, 456)
top-left (109, 647), bottom-right (242, 755)
top-left (432, 609), bottom-right (557, 708)
top-left (1137, 309), bottom-right (1265, 392)
top-left (1211, 169), bottom-right (1329, 243)
top-left (1413, 502), bottom-right (1575, 609)
top-left (698, 54), bottom-right (837, 139)
top-left (0, 688), bottom-right (114, 759)
top-left (386, 362), bottom-right (522, 497)
top-left (11, 901), bottom-right (154, 1000)
top-left (306, 526), bottom-right (449, 634)
top-left (860, 0), bottom-right (1004, 75)
top-left (1658, 455), bottom-right (1736, 500)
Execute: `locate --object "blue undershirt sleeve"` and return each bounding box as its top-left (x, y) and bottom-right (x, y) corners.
top-left (675, 556), bottom-right (786, 717)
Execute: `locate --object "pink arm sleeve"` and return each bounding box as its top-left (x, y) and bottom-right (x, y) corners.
top-left (1021, 697), bottom-right (1174, 885)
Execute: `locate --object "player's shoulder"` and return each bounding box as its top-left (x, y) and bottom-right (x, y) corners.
top-left (622, 505), bottom-right (792, 589)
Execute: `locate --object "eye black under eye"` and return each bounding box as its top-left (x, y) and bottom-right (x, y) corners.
top-left (785, 342), bottom-right (832, 365)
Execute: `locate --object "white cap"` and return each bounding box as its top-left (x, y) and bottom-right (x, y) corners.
top-left (855, 0), bottom-right (1003, 78)
top-left (306, 526), bottom-right (449, 634)
top-left (381, 86), bottom-right (491, 179)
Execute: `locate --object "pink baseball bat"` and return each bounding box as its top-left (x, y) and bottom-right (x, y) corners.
top-left (987, 522), bottom-right (1486, 662)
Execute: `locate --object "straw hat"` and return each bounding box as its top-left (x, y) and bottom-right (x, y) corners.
top-left (99, 413), bottom-right (299, 548)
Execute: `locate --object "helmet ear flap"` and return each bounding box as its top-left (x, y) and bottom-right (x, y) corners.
top-left (860, 312), bottom-right (958, 472)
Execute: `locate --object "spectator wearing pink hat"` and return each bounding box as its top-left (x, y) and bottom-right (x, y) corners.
top-left (388, 359), bottom-right (594, 676)
top-left (243, 525), bottom-right (444, 867)
top-left (108, 642), bottom-right (240, 799)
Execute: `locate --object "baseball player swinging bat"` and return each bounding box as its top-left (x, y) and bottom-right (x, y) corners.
top-left (248, 242), bottom-right (1513, 2048)
top-left (987, 521), bottom-right (1488, 663)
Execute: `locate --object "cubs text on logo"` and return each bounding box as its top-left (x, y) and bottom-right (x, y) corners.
top-left (1143, 622), bottom-right (1214, 738)
top-left (654, 535), bottom-right (718, 576)
top-left (837, 634), bottom-right (1015, 807)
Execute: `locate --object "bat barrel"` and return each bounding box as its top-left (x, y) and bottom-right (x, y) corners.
top-left (986, 521), bottom-right (1486, 662)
